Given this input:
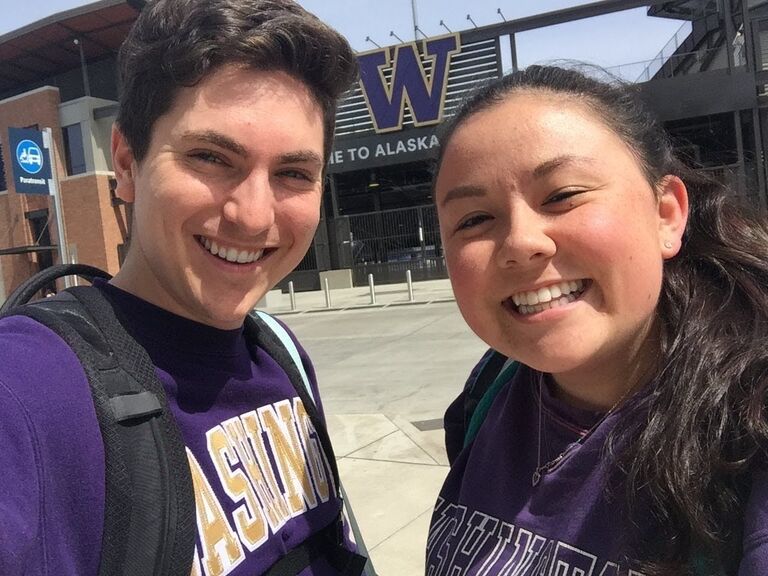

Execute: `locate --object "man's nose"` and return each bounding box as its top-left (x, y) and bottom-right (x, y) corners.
top-left (221, 172), bottom-right (276, 234)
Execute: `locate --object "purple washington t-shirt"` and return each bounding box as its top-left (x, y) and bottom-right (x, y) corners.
top-left (427, 365), bottom-right (768, 575)
top-left (0, 282), bottom-right (347, 575)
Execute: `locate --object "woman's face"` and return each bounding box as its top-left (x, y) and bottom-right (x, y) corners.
top-left (435, 91), bottom-right (687, 404)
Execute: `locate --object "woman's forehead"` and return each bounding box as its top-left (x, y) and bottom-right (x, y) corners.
top-left (442, 95), bottom-right (619, 168)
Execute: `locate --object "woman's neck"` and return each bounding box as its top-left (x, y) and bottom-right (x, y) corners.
top-left (550, 322), bottom-right (660, 411)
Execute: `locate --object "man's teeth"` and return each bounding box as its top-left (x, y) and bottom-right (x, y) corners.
top-left (511, 279), bottom-right (586, 315)
top-left (201, 237), bottom-right (264, 264)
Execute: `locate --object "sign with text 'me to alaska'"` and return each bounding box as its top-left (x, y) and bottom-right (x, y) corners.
top-left (8, 127), bottom-right (52, 195)
top-left (357, 33), bottom-right (461, 134)
top-left (327, 127), bottom-right (440, 174)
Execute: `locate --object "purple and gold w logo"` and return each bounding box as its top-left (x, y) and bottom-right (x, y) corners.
top-left (358, 34), bottom-right (461, 134)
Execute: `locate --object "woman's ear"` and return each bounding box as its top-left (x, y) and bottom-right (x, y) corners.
top-left (111, 124), bottom-right (137, 203)
top-left (656, 175), bottom-right (689, 259)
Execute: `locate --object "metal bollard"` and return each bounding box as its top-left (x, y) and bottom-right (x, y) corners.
top-left (324, 277), bottom-right (332, 308)
top-left (406, 270), bottom-right (415, 302)
top-left (288, 281), bottom-right (296, 311)
top-left (368, 274), bottom-right (376, 305)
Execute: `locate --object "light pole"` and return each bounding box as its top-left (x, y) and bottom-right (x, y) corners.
top-left (411, 0), bottom-right (419, 41)
top-left (73, 38), bottom-right (91, 98)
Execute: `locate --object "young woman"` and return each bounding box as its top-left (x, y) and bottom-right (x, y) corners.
top-left (427, 65), bottom-right (768, 575)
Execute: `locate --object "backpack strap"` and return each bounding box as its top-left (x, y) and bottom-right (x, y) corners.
top-left (253, 310), bottom-right (314, 404)
top-left (456, 348), bottom-right (519, 450)
top-left (463, 358), bottom-right (519, 448)
top-left (0, 263), bottom-right (110, 314)
top-left (462, 349), bottom-right (508, 430)
top-left (247, 310), bottom-right (372, 576)
top-left (5, 284), bottom-right (196, 576)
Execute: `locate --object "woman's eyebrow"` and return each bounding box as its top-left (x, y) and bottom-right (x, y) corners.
top-left (532, 155), bottom-right (596, 179)
top-left (439, 185), bottom-right (486, 208)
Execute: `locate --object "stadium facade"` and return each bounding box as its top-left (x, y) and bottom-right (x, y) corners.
top-left (0, 0), bottom-right (762, 298)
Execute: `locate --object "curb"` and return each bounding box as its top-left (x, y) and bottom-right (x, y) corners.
top-left (265, 297), bottom-right (456, 317)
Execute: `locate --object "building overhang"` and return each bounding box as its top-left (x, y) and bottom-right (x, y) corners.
top-left (0, 0), bottom-right (140, 97)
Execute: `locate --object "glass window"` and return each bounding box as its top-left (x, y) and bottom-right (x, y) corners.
top-left (62, 123), bottom-right (87, 175)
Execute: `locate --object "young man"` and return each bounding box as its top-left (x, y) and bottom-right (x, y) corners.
top-left (0, 1), bottom-right (358, 574)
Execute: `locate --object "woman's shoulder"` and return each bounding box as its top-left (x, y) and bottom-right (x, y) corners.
top-left (740, 468), bottom-right (768, 573)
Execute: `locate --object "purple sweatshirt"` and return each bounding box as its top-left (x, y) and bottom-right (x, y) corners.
top-left (428, 365), bottom-right (768, 575)
top-left (0, 282), bottom-right (348, 575)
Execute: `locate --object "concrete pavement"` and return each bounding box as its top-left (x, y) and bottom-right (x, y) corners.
top-left (257, 279), bottom-right (488, 576)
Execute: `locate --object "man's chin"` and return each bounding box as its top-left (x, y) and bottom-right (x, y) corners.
top-left (191, 296), bottom-right (260, 329)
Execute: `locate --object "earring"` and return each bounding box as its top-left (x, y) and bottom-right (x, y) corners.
top-left (664, 240), bottom-right (673, 249)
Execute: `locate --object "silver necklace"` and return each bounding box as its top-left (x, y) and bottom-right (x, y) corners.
top-left (531, 372), bottom-right (630, 487)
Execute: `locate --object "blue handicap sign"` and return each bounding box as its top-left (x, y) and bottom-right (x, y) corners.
top-left (16, 139), bottom-right (44, 175)
top-left (8, 127), bottom-right (52, 195)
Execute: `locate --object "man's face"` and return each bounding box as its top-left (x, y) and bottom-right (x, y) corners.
top-left (111, 65), bottom-right (325, 329)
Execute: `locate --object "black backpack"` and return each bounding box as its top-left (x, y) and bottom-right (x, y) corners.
top-left (443, 348), bottom-right (517, 465)
top-left (0, 264), bottom-right (372, 576)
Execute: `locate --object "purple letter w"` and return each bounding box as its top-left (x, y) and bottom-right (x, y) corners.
top-left (358, 34), bottom-right (460, 133)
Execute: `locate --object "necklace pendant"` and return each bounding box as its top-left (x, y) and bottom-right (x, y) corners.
top-left (531, 470), bottom-right (541, 487)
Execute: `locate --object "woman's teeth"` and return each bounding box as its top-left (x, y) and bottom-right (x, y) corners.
top-left (199, 236), bottom-right (264, 264)
top-left (510, 279), bottom-right (587, 315)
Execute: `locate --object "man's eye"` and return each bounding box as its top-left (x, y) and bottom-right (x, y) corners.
top-left (280, 169), bottom-right (315, 182)
top-left (280, 169), bottom-right (320, 184)
top-left (457, 214), bottom-right (491, 231)
top-left (190, 151), bottom-right (226, 165)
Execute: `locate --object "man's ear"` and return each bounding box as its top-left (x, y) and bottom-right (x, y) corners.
top-left (657, 175), bottom-right (689, 259)
top-left (111, 124), bottom-right (137, 203)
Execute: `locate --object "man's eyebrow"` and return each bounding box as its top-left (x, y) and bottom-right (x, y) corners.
top-left (278, 150), bottom-right (324, 169)
top-left (532, 155), bottom-right (595, 179)
top-left (180, 130), bottom-right (247, 157)
top-left (439, 185), bottom-right (486, 208)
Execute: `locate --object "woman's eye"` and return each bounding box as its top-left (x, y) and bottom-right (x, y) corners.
top-left (457, 214), bottom-right (491, 231)
top-left (545, 189), bottom-right (583, 205)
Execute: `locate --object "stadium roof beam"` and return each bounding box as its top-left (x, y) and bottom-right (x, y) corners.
top-left (461, 0), bottom-right (706, 42)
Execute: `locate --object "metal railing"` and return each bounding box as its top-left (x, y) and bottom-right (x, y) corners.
top-left (596, 46), bottom-right (727, 83)
top-left (637, 21), bottom-right (693, 82)
top-left (345, 204), bottom-right (447, 284)
top-left (346, 205), bottom-right (441, 264)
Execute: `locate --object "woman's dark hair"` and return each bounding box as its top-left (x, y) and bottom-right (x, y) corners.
top-left (116, 0), bottom-right (358, 163)
top-left (435, 65), bottom-right (768, 574)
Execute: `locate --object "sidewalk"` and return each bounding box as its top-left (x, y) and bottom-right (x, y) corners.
top-left (260, 279), bottom-right (488, 576)
top-left (259, 278), bottom-right (457, 315)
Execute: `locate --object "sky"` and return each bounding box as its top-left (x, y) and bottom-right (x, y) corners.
top-left (0, 0), bottom-right (690, 81)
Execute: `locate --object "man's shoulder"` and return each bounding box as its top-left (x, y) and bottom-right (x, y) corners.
top-left (0, 313), bottom-right (90, 408)
top-left (0, 312), bottom-right (80, 361)
top-left (0, 312), bottom-right (105, 576)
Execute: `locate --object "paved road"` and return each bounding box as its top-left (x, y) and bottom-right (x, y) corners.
top-left (275, 296), bottom-right (488, 576)
top-left (280, 301), bottom-right (486, 418)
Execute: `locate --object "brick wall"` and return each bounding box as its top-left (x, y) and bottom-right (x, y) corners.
top-left (0, 87), bottom-right (125, 299)
top-left (61, 173), bottom-right (128, 275)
